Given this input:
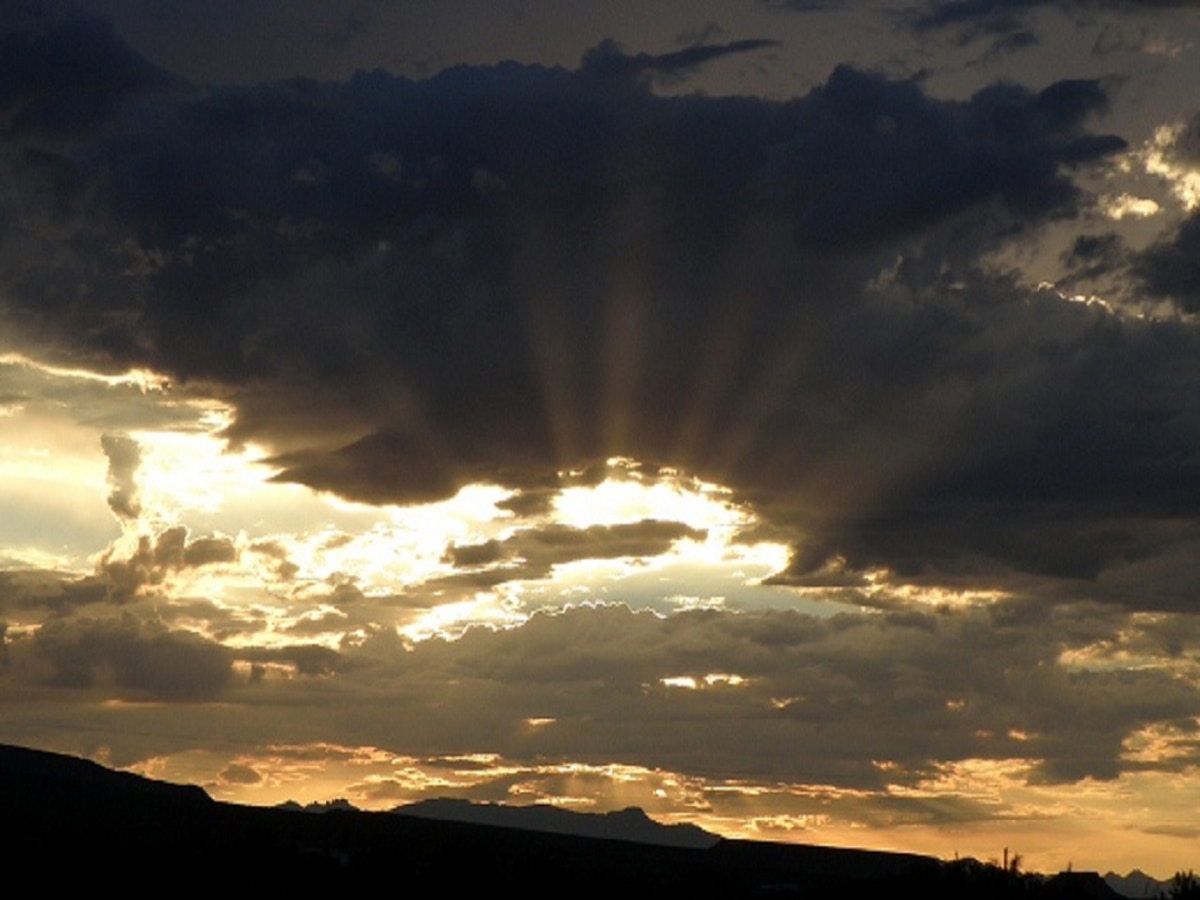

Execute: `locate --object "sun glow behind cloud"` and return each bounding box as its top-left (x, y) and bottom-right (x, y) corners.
top-left (7, 348), bottom-right (1196, 879)
top-left (1142, 121), bottom-right (1200, 212)
top-left (554, 458), bottom-right (744, 530)
top-left (131, 416), bottom-right (273, 523)
top-left (8, 4), bottom-right (1200, 878)
top-left (0, 353), bottom-right (795, 645)
top-left (121, 733), bottom-right (1200, 878)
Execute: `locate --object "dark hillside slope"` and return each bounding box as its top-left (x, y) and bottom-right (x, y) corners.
top-left (0, 743), bottom-right (1122, 897)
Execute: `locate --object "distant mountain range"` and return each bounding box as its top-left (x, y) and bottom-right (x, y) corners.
top-left (0, 742), bottom-right (1152, 896)
top-left (277, 794), bottom-right (717, 847)
top-left (1104, 870), bottom-right (1168, 898)
top-left (390, 796), bottom-right (720, 848)
top-left (283, 794), bottom-right (1166, 897)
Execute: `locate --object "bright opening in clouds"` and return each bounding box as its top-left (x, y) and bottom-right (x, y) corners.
top-left (5, 0), bottom-right (1200, 882)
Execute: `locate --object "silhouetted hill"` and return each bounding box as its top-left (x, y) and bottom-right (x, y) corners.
top-left (1, 741), bottom-right (210, 806)
top-left (394, 797), bottom-right (720, 848)
top-left (0, 743), bottom-right (1140, 896)
top-left (1105, 870), bottom-right (1167, 898)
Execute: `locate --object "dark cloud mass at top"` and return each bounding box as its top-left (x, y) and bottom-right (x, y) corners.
top-left (3, 9), bottom-right (1200, 608)
top-left (579, 37), bottom-right (780, 83)
top-left (910, 0), bottom-right (1198, 33)
top-left (7, 4), bottom-right (1200, 873)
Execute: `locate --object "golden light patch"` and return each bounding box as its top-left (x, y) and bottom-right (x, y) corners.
top-left (866, 581), bottom-right (1010, 609)
top-left (1121, 719), bottom-right (1200, 764)
top-left (1057, 639), bottom-right (1186, 674)
top-left (898, 757), bottom-right (1040, 802)
top-left (399, 592), bottom-right (527, 642)
top-left (131, 420), bottom-right (276, 521)
top-left (553, 461), bottom-right (746, 532)
top-left (1100, 192), bottom-right (1161, 220)
top-left (270, 483), bottom-right (515, 594)
top-left (0, 438), bottom-right (105, 489)
top-left (1142, 122), bottom-right (1200, 211)
top-left (662, 675), bottom-right (700, 689)
top-left (661, 673), bottom-right (749, 689)
top-left (0, 545), bottom-right (83, 571)
top-left (0, 352), bottom-right (170, 393)
top-left (748, 813), bottom-right (834, 833)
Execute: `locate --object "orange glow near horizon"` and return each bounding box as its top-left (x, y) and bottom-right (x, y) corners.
top-left (111, 740), bottom-right (1200, 880)
top-left (6, 351), bottom-right (1200, 882)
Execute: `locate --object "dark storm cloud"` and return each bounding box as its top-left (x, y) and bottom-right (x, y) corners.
top-left (979, 29), bottom-right (1039, 62)
top-left (329, 602), bottom-right (1200, 788)
top-left (579, 37), bottom-right (779, 84)
top-left (12, 10), bottom-right (1200, 605)
top-left (13, 591), bottom-right (1200, 803)
top-left (0, 569), bottom-right (108, 618)
top-left (1062, 230), bottom-right (1125, 277)
top-left (238, 642), bottom-right (346, 676)
top-left (0, 13), bottom-right (1123, 369)
top-left (438, 520), bottom-right (704, 586)
top-left (762, 280), bottom-right (1200, 589)
top-left (22, 613), bottom-right (232, 700)
top-left (1167, 112), bottom-right (1200, 165)
top-left (910, 0), bottom-right (1040, 36)
top-left (910, 0), bottom-right (1197, 35)
top-left (1130, 111), bottom-right (1200, 310)
top-left (219, 762), bottom-right (262, 785)
top-left (445, 538), bottom-right (504, 569)
top-left (0, 5), bottom-right (175, 137)
top-left (474, 520), bottom-right (703, 568)
top-left (1135, 206), bottom-right (1200, 312)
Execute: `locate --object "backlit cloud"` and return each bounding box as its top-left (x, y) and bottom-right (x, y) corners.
top-left (5, 0), bottom-right (1200, 879)
top-left (100, 434), bottom-right (141, 521)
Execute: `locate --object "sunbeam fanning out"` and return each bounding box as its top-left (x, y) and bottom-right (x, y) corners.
top-left (6, 0), bottom-right (1200, 883)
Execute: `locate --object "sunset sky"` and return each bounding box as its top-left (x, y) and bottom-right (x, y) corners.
top-left (3, 0), bottom-right (1200, 878)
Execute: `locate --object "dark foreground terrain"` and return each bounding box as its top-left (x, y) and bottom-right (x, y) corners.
top-left (2, 743), bottom-right (1123, 896)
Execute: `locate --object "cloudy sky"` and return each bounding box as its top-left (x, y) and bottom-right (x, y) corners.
top-left (3, 0), bottom-right (1200, 878)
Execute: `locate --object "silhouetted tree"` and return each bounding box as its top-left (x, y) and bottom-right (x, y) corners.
top-left (1165, 870), bottom-right (1200, 900)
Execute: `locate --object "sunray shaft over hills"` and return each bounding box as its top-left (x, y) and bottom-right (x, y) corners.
top-left (3, 0), bottom-right (1200, 879)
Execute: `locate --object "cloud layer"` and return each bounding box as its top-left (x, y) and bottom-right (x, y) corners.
top-left (8, 12), bottom-right (1198, 601)
top-left (4, 4), bottom-right (1200, 877)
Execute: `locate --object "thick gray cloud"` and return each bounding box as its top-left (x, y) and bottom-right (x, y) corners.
top-left (0, 5), bottom-right (176, 137)
top-left (6, 574), bottom-right (1199, 823)
top-left (579, 37), bottom-right (779, 84)
top-left (440, 520), bottom-right (705, 586)
top-left (6, 6), bottom-right (1200, 875)
top-left (0, 569), bottom-right (108, 619)
top-left (1136, 211), bottom-right (1200, 311)
top-left (6, 10), bottom-right (1185, 606)
top-left (909, 0), bottom-right (1197, 35)
top-left (100, 526), bottom-right (238, 602)
top-left (100, 433), bottom-right (141, 521)
top-left (204, 602), bottom-right (1199, 790)
top-left (1126, 111), bottom-right (1200, 309)
top-left (20, 613), bottom-right (232, 700)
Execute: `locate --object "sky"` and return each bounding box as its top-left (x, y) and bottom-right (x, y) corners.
top-left (2, 0), bottom-right (1200, 879)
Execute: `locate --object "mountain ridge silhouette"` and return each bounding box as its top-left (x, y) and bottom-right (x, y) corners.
top-left (389, 796), bottom-right (720, 848)
top-left (0, 742), bottom-right (1135, 896)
